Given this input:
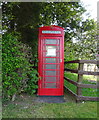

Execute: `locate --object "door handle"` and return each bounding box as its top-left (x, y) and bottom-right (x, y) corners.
top-left (38, 73), bottom-right (42, 80)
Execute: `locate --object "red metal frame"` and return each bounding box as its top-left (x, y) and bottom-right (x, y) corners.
top-left (38, 25), bottom-right (64, 96)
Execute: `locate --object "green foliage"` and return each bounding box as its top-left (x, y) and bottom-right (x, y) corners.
top-left (2, 2), bottom-right (96, 60)
top-left (25, 70), bottom-right (38, 95)
top-left (72, 20), bottom-right (97, 60)
top-left (2, 32), bottom-right (38, 101)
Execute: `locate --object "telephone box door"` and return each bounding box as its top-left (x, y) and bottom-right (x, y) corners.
top-left (38, 36), bottom-right (64, 96)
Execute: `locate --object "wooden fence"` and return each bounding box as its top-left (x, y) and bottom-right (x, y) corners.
top-left (64, 60), bottom-right (99, 102)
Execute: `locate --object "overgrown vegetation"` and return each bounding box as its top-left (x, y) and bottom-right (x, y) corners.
top-left (2, 32), bottom-right (38, 101)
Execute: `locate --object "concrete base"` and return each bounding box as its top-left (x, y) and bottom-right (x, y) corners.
top-left (36, 96), bottom-right (65, 103)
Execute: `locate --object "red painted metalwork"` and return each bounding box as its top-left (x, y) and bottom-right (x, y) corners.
top-left (38, 25), bottom-right (64, 96)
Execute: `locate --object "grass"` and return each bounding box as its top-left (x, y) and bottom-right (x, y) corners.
top-left (2, 72), bottom-right (98, 119)
top-left (2, 93), bottom-right (98, 118)
top-left (64, 72), bottom-right (97, 97)
top-left (83, 75), bottom-right (97, 82)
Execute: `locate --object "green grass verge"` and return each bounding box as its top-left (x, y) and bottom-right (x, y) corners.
top-left (2, 97), bottom-right (98, 118)
top-left (64, 72), bottom-right (97, 97)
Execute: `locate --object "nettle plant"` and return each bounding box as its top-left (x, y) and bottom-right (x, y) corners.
top-left (2, 32), bottom-right (38, 101)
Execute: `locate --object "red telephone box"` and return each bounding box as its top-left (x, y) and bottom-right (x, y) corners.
top-left (38, 25), bottom-right (64, 96)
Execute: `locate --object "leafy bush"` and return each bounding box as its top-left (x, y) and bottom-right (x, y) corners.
top-left (2, 32), bottom-right (38, 101)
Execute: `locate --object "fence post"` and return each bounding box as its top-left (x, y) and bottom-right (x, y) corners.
top-left (76, 62), bottom-right (84, 102)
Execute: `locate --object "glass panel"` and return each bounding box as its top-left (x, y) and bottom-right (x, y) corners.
top-left (56, 70), bottom-right (60, 75)
top-left (45, 58), bottom-right (56, 63)
top-left (56, 46), bottom-right (60, 50)
top-left (56, 51), bottom-right (60, 57)
top-left (56, 58), bottom-right (60, 63)
top-left (57, 40), bottom-right (60, 44)
top-left (45, 83), bottom-right (56, 88)
top-left (45, 71), bottom-right (56, 76)
top-left (56, 65), bottom-right (60, 69)
top-left (45, 39), bottom-right (60, 44)
top-left (42, 38), bottom-right (61, 89)
top-left (45, 64), bottom-right (56, 69)
top-left (45, 77), bottom-right (56, 82)
top-left (46, 46), bottom-right (56, 57)
top-left (46, 39), bottom-right (57, 44)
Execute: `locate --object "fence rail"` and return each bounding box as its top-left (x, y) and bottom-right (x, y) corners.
top-left (64, 68), bottom-right (98, 75)
top-left (64, 60), bottom-right (98, 64)
top-left (64, 60), bottom-right (99, 102)
top-left (64, 77), bottom-right (98, 89)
